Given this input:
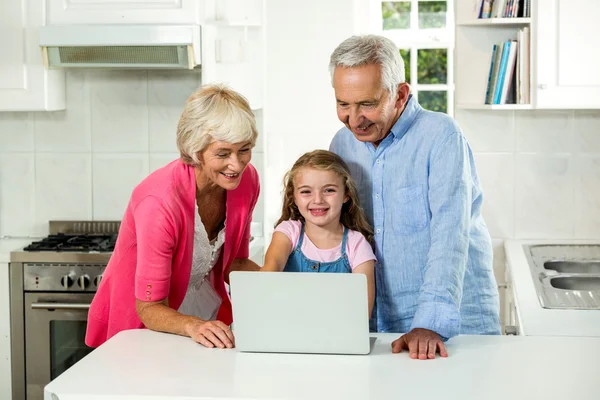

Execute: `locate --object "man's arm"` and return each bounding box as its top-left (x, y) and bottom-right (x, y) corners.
top-left (411, 131), bottom-right (473, 339)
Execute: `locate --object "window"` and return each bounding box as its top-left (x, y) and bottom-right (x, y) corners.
top-left (379, 0), bottom-right (454, 115)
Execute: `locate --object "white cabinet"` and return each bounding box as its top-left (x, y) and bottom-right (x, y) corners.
top-left (0, 0), bottom-right (65, 111)
top-left (0, 262), bottom-right (11, 400)
top-left (46, 0), bottom-right (262, 26)
top-left (46, 0), bottom-right (206, 25)
top-left (203, 25), bottom-right (264, 109)
top-left (534, 0), bottom-right (600, 109)
top-left (455, 0), bottom-right (600, 110)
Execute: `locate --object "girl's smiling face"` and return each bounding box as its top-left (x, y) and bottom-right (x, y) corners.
top-left (293, 167), bottom-right (348, 230)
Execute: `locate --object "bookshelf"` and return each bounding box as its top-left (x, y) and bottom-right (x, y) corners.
top-left (457, 17), bottom-right (531, 26)
top-left (455, 1), bottom-right (531, 110)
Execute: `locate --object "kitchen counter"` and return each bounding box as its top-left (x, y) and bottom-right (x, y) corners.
top-left (45, 329), bottom-right (600, 400)
top-left (505, 239), bottom-right (600, 337)
top-left (0, 237), bottom-right (36, 263)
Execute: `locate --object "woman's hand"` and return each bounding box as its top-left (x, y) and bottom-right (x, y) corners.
top-left (185, 318), bottom-right (235, 349)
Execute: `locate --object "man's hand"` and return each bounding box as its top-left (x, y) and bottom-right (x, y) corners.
top-left (391, 328), bottom-right (448, 359)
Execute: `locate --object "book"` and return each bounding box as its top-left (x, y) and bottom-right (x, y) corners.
top-left (500, 40), bottom-right (518, 104)
top-left (488, 41), bottom-right (505, 104)
top-left (480, 0), bottom-right (493, 18)
top-left (493, 41), bottom-right (511, 104)
top-left (484, 44), bottom-right (498, 104)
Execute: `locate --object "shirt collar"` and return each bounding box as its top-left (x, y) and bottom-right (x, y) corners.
top-left (388, 94), bottom-right (421, 141)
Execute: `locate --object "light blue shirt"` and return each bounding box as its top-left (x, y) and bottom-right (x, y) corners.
top-left (330, 96), bottom-right (501, 339)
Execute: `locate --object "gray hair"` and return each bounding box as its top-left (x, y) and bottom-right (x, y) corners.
top-left (176, 84), bottom-right (258, 165)
top-left (329, 35), bottom-right (405, 93)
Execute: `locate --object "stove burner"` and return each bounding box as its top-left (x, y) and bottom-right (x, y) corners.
top-left (24, 233), bottom-right (117, 252)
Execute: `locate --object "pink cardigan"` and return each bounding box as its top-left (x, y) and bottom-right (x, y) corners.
top-left (86, 159), bottom-right (259, 348)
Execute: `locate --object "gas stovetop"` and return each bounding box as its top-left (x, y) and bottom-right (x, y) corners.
top-left (24, 233), bottom-right (117, 252)
top-left (11, 220), bottom-right (120, 264)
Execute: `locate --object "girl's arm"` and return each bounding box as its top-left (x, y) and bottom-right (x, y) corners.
top-left (261, 232), bottom-right (292, 271)
top-left (353, 260), bottom-right (375, 317)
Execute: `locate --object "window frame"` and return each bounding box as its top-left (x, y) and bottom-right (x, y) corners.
top-left (378, 0), bottom-right (455, 115)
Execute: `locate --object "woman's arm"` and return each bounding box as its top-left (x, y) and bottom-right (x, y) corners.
top-left (226, 258), bottom-right (260, 282)
top-left (135, 299), bottom-right (234, 348)
top-left (261, 232), bottom-right (292, 271)
top-left (352, 260), bottom-right (375, 317)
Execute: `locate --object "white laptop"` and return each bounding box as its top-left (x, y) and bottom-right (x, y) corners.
top-left (229, 271), bottom-right (371, 355)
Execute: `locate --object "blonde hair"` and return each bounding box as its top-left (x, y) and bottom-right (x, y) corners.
top-left (276, 150), bottom-right (374, 245)
top-left (177, 84), bottom-right (258, 165)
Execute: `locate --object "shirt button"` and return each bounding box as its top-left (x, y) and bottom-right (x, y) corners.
top-left (375, 194), bottom-right (379, 199)
top-left (376, 229), bottom-right (381, 234)
top-left (376, 159), bottom-right (381, 164)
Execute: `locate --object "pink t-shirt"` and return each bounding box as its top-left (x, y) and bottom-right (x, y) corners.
top-left (275, 220), bottom-right (376, 270)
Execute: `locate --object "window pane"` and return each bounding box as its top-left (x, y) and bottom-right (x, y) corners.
top-left (418, 91), bottom-right (447, 113)
top-left (382, 1), bottom-right (411, 30)
top-left (418, 1), bottom-right (447, 29)
top-left (417, 48), bottom-right (447, 84)
top-left (399, 49), bottom-right (411, 83)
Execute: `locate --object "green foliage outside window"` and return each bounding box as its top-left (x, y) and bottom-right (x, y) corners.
top-left (418, 1), bottom-right (447, 29)
top-left (383, 1), bottom-right (447, 30)
top-left (419, 91), bottom-right (447, 113)
top-left (399, 49), bottom-right (411, 82)
top-left (383, 2), bottom-right (449, 114)
top-left (417, 49), bottom-right (447, 84)
top-left (382, 2), bottom-right (410, 30)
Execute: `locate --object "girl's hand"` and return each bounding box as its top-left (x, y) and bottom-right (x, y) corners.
top-left (185, 319), bottom-right (235, 349)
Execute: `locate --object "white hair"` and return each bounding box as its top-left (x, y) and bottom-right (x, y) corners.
top-left (176, 84), bottom-right (258, 165)
top-left (329, 35), bottom-right (405, 93)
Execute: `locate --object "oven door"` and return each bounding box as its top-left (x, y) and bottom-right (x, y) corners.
top-left (24, 292), bottom-right (94, 400)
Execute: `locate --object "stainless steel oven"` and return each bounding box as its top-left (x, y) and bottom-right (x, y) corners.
top-left (10, 221), bottom-right (118, 400)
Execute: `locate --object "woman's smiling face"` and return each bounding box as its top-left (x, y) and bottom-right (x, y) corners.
top-left (197, 140), bottom-right (253, 190)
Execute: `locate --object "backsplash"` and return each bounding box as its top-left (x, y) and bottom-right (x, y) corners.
top-left (457, 109), bottom-right (600, 241)
top-left (0, 70), bottom-right (264, 237)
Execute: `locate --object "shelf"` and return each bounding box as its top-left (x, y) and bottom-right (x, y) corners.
top-left (458, 18), bottom-right (531, 26)
top-left (456, 104), bottom-right (533, 110)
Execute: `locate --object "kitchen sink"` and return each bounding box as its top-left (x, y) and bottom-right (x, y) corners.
top-left (550, 276), bottom-right (600, 291)
top-left (544, 261), bottom-right (600, 274)
top-left (524, 245), bottom-right (600, 309)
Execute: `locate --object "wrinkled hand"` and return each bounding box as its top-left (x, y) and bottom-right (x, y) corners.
top-left (391, 328), bottom-right (448, 359)
top-left (185, 319), bottom-right (235, 349)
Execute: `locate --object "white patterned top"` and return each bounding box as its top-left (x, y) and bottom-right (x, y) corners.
top-left (177, 204), bottom-right (226, 318)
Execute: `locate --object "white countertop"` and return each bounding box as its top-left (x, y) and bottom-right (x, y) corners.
top-left (505, 239), bottom-right (600, 337)
top-left (0, 238), bottom-right (36, 263)
top-left (45, 329), bottom-right (600, 400)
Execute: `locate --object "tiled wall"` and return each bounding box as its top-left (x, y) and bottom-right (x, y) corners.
top-left (0, 71), bottom-right (265, 238)
top-left (457, 109), bottom-right (600, 322)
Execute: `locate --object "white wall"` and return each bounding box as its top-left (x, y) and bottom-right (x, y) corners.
top-left (263, 0), bottom-right (372, 238)
top-left (0, 70), bottom-right (265, 237)
top-left (457, 109), bottom-right (600, 324)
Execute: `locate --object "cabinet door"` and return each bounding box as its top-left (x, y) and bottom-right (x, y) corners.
top-left (535, 0), bottom-right (600, 108)
top-left (0, 0), bottom-right (65, 111)
top-left (47, 0), bottom-right (205, 25)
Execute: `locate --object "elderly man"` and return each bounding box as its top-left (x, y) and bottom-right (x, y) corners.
top-left (329, 35), bottom-right (501, 360)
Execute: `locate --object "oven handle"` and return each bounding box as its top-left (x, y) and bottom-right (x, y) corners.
top-left (31, 302), bottom-right (91, 310)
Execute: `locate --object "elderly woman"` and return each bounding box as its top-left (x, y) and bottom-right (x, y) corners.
top-left (86, 84), bottom-right (260, 349)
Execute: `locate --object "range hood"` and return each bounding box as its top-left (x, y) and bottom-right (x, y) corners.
top-left (39, 24), bottom-right (202, 70)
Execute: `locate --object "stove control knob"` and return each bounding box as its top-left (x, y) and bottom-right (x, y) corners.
top-left (94, 275), bottom-right (103, 287)
top-left (77, 275), bottom-right (90, 289)
top-left (60, 275), bottom-right (73, 288)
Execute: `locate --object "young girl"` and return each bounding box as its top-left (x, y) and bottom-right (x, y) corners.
top-left (262, 150), bottom-right (376, 316)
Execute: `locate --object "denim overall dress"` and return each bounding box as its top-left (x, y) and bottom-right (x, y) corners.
top-left (283, 223), bottom-right (352, 273)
